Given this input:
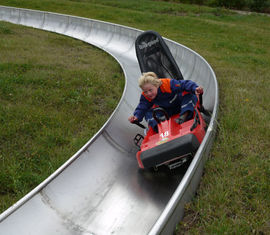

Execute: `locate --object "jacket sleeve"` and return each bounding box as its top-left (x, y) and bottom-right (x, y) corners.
top-left (170, 79), bottom-right (198, 94)
top-left (133, 95), bottom-right (153, 122)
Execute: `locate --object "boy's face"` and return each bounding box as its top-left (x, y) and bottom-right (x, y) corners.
top-left (142, 83), bottom-right (158, 100)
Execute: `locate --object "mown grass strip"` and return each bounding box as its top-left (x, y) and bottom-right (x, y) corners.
top-left (0, 0), bottom-right (270, 234)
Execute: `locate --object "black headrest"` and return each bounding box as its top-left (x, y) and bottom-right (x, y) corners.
top-left (135, 30), bottom-right (183, 80)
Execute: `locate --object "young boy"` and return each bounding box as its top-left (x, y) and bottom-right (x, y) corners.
top-left (128, 72), bottom-right (203, 132)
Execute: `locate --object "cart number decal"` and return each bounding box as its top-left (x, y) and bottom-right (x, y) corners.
top-left (160, 131), bottom-right (169, 139)
top-left (156, 131), bottom-right (169, 145)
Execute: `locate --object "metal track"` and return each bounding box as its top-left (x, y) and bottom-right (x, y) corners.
top-left (0, 6), bottom-right (218, 235)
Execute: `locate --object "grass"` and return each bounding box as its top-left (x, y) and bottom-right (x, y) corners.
top-left (0, 0), bottom-right (270, 233)
top-left (0, 20), bottom-right (124, 212)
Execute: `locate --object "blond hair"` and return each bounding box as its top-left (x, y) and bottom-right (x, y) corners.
top-left (138, 72), bottom-right (162, 89)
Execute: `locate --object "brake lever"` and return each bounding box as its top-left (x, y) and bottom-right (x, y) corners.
top-left (132, 120), bottom-right (146, 129)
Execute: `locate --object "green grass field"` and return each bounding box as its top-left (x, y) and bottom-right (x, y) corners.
top-left (0, 20), bottom-right (124, 212)
top-left (0, 0), bottom-right (269, 234)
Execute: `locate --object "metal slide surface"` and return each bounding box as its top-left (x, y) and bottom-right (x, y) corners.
top-left (0, 6), bottom-right (218, 235)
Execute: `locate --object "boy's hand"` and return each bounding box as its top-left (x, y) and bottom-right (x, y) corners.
top-left (195, 86), bottom-right (203, 95)
top-left (128, 115), bottom-right (138, 123)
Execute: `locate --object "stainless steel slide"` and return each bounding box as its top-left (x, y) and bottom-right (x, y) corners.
top-left (0, 6), bottom-right (218, 235)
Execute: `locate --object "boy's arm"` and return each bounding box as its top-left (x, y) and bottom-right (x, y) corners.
top-left (133, 95), bottom-right (153, 122)
top-left (171, 79), bottom-right (198, 93)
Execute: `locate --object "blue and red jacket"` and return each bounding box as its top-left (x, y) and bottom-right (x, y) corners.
top-left (134, 78), bottom-right (198, 122)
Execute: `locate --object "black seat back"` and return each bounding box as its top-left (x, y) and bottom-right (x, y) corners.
top-left (135, 31), bottom-right (183, 80)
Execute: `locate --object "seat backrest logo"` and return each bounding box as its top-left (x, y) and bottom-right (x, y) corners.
top-left (139, 38), bottom-right (159, 49)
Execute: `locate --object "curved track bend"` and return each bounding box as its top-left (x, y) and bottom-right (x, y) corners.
top-left (0, 6), bottom-right (218, 235)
